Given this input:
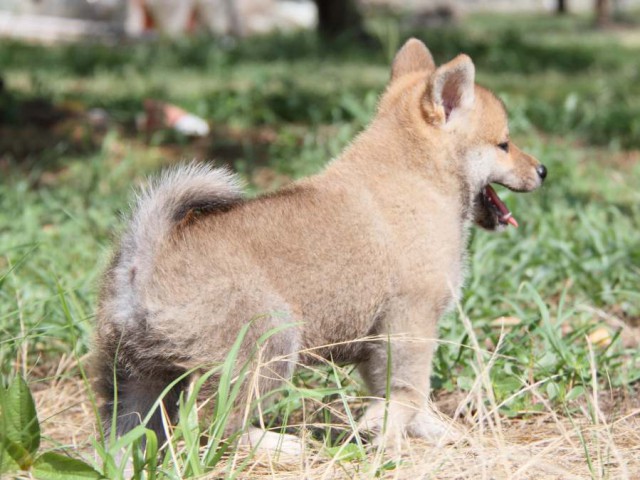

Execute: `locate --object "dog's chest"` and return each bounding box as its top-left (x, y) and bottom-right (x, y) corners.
top-left (388, 201), bottom-right (468, 309)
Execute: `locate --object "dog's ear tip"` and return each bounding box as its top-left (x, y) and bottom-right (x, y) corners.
top-left (439, 53), bottom-right (470, 67)
top-left (391, 38), bottom-right (436, 80)
top-left (433, 54), bottom-right (476, 83)
top-left (403, 37), bottom-right (426, 48)
top-left (449, 54), bottom-right (475, 73)
top-left (396, 38), bottom-right (431, 60)
top-left (426, 54), bottom-right (476, 122)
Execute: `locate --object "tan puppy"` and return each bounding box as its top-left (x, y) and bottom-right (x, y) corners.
top-left (92, 38), bottom-right (546, 452)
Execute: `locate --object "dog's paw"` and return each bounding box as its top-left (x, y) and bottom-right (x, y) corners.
top-left (358, 400), bottom-right (412, 450)
top-left (406, 408), bottom-right (462, 446)
top-left (239, 426), bottom-right (303, 457)
top-left (359, 399), bottom-right (463, 451)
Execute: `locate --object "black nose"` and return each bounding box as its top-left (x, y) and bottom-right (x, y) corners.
top-left (536, 164), bottom-right (547, 180)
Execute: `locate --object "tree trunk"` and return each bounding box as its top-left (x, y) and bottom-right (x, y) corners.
top-left (595, 0), bottom-right (612, 28)
top-left (313, 0), bottom-right (364, 38)
top-left (556, 0), bottom-right (568, 14)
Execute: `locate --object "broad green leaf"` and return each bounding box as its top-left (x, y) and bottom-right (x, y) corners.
top-left (0, 443), bottom-right (21, 473)
top-left (456, 376), bottom-right (474, 391)
top-left (566, 385), bottom-right (586, 401)
top-left (325, 443), bottom-right (365, 462)
top-left (492, 376), bottom-right (522, 397)
top-left (546, 381), bottom-right (560, 400)
top-left (32, 452), bottom-right (103, 480)
top-left (0, 376), bottom-right (40, 469)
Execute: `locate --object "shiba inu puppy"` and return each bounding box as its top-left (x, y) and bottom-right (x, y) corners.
top-left (92, 38), bottom-right (546, 453)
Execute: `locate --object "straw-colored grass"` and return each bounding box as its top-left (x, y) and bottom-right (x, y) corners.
top-left (32, 344), bottom-right (639, 479)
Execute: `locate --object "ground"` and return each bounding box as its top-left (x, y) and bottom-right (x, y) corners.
top-left (32, 370), bottom-right (640, 478)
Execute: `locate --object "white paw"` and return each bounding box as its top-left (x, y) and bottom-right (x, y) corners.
top-left (407, 408), bottom-right (462, 445)
top-left (239, 426), bottom-right (303, 456)
top-left (360, 400), bottom-right (462, 448)
top-left (358, 400), bottom-right (413, 449)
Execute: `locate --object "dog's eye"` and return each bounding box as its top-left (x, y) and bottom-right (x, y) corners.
top-left (497, 142), bottom-right (509, 153)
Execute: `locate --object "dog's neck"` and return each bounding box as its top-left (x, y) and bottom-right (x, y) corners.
top-left (332, 118), bottom-right (476, 222)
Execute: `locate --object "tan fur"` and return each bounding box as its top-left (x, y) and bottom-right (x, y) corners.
top-left (92, 38), bottom-right (546, 451)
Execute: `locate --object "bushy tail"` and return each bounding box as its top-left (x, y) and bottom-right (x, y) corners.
top-left (127, 163), bottom-right (242, 273)
top-left (108, 162), bottom-right (244, 327)
top-left (95, 163), bottom-right (243, 444)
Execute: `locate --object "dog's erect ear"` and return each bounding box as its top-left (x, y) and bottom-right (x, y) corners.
top-left (424, 54), bottom-right (475, 125)
top-left (391, 38), bottom-right (436, 81)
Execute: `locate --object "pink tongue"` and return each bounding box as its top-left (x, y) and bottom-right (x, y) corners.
top-left (485, 185), bottom-right (518, 228)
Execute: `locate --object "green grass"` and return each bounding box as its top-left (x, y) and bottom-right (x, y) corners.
top-left (1, 11), bottom-right (639, 479)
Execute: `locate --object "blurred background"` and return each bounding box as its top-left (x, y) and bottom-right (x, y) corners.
top-left (0, 0), bottom-right (639, 424)
top-left (2, 0), bottom-right (640, 181)
top-left (0, 1), bottom-right (638, 40)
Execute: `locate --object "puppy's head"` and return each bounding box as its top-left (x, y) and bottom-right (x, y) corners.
top-left (382, 38), bottom-right (547, 231)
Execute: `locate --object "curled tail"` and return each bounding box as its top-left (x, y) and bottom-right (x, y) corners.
top-left (94, 163), bottom-right (243, 442)
top-left (130, 162), bottom-right (243, 256)
top-left (109, 162), bottom-right (243, 327)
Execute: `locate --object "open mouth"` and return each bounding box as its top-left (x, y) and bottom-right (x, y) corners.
top-left (482, 185), bottom-right (518, 228)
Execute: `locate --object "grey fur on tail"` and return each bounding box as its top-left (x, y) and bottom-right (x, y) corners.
top-left (109, 163), bottom-right (243, 328)
top-left (94, 162), bottom-right (244, 444)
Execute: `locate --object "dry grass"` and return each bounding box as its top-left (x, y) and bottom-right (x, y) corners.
top-left (32, 362), bottom-right (640, 480)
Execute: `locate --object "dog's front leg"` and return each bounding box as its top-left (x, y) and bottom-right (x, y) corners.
top-left (358, 302), bottom-right (459, 448)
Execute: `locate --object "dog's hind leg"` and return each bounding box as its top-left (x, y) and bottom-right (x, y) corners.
top-left (94, 363), bottom-right (187, 477)
top-left (237, 314), bottom-right (304, 456)
top-left (92, 337), bottom-right (187, 448)
top-left (195, 305), bottom-right (304, 456)
top-left (99, 372), bottom-right (186, 447)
